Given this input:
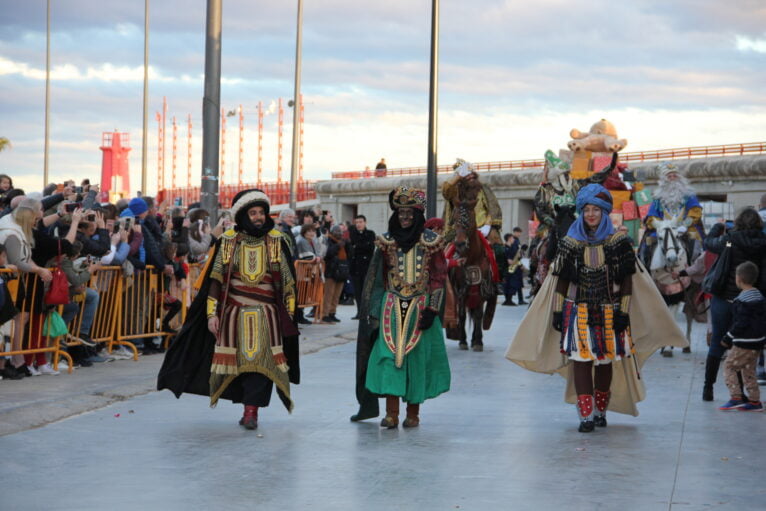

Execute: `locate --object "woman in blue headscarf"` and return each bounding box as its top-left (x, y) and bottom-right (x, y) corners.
top-left (507, 184), bottom-right (689, 432)
top-left (551, 184), bottom-right (637, 432)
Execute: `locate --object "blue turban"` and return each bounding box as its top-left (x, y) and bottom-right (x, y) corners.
top-left (576, 184), bottom-right (613, 215)
top-left (567, 184), bottom-right (615, 243)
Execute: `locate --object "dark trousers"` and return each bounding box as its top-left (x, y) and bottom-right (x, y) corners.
top-left (352, 273), bottom-right (366, 316)
top-left (504, 272), bottom-right (524, 303)
top-left (241, 372), bottom-right (273, 407)
top-left (709, 295), bottom-right (733, 360)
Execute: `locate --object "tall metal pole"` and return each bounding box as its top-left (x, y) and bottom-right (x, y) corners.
top-left (200, 0), bottom-right (222, 221)
top-left (43, 0), bottom-right (50, 186)
top-left (141, 0), bottom-right (149, 194)
top-left (426, 0), bottom-right (440, 219)
top-left (288, 0), bottom-right (304, 210)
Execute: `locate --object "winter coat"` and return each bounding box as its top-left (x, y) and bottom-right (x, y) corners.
top-left (704, 225), bottom-right (766, 300)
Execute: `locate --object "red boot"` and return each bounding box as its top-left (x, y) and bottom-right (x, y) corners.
top-left (239, 405), bottom-right (258, 430)
top-left (577, 395), bottom-right (594, 433)
top-left (594, 390), bottom-right (610, 428)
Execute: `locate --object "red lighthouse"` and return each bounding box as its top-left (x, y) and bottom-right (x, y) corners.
top-left (99, 132), bottom-right (131, 201)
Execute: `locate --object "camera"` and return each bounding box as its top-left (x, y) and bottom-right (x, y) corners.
top-left (64, 202), bottom-right (81, 213)
top-left (87, 214), bottom-right (96, 222)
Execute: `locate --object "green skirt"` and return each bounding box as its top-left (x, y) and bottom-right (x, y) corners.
top-left (365, 296), bottom-right (451, 404)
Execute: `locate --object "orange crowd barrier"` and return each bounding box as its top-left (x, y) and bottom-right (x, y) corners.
top-left (0, 269), bottom-right (75, 374)
top-left (294, 260), bottom-right (324, 323)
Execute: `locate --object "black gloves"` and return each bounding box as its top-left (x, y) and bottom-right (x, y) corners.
top-left (418, 308), bottom-right (437, 330)
top-left (552, 311), bottom-right (563, 332)
top-left (613, 313), bottom-right (630, 334)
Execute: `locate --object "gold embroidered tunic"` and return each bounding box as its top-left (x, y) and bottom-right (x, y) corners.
top-left (208, 228), bottom-right (296, 408)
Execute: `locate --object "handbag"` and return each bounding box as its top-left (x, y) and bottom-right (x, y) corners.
top-left (43, 310), bottom-right (69, 337)
top-left (702, 241), bottom-right (732, 296)
top-left (44, 240), bottom-right (70, 306)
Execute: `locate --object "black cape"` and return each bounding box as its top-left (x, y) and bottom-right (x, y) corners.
top-left (157, 238), bottom-right (300, 408)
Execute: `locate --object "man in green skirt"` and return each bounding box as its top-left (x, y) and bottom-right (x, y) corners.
top-left (351, 185), bottom-right (451, 428)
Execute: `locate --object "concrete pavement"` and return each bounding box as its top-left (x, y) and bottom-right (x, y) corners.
top-left (0, 305), bottom-right (358, 437)
top-left (1, 301), bottom-right (765, 510)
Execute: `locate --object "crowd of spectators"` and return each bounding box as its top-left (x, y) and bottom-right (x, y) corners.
top-left (0, 176), bottom-right (379, 382)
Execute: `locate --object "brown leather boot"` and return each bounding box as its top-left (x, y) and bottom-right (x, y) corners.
top-left (380, 396), bottom-right (399, 428)
top-left (239, 405), bottom-right (258, 430)
top-left (403, 403), bottom-right (420, 428)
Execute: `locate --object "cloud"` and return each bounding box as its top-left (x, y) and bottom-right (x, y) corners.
top-left (736, 34), bottom-right (766, 53)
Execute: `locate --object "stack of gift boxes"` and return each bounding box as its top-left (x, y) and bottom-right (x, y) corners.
top-left (587, 155), bottom-right (653, 246)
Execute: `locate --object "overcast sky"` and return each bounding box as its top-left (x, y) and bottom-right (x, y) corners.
top-left (1, 0), bottom-right (765, 194)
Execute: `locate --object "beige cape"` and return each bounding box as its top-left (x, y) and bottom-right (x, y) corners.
top-left (505, 260), bottom-right (688, 416)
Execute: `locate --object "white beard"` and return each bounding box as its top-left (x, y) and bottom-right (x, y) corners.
top-left (654, 176), bottom-right (694, 212)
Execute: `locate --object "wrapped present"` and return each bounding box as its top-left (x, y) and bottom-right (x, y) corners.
top-left (591, 155), bottom-right (613, 173)
top-left (623, 219), bottom-right (641, 244)
top-left (633, 188), bottom-right (652, 206)
top-left (528, 219), bottom-right (539, 239)
top-left (638, 203), bottom-right (651, 218)
top-left (622, 201), bottom-right (638, 221)
top-left (609, 212), bottom-right (624, 229)
top-left (611, 190), bottom-right (632, 211)
top-left (571, 151), bottom-right (592, 179)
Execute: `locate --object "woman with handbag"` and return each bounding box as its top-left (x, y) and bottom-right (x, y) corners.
top-left (702, 208), bottom-right (766, 401)
top-left (0, 198), bottom-right (79, 375)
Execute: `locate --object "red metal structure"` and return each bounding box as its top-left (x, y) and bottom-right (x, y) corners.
top-left (330, 141), bottom-right (766, 180)
top-left (157, 180), bottom-right (316, 209)
top-left (100, 132), bottom-right (131, 201)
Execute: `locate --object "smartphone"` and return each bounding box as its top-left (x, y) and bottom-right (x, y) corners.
top-left (87, 214), bottom-right (96, 222)
top-left (64, 202), bottom-right (81, 213)
top-left (75, 186), bottom-right (83, 194)
top-left (113, 223), bottom-right (121, 234)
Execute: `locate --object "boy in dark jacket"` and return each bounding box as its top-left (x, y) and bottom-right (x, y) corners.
top-left (719, 261), bottom-right (766, 412)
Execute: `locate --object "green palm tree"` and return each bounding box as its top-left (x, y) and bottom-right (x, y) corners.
top-left (0, 137), bottom-right (10, 152)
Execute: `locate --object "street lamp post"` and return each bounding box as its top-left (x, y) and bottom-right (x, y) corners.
top-left (141, 0), bottom-right (149, 195)
top-left (426, 0), bottom-right (440, 218)
top-left (200, 0), bottom-right (222, 222)
top-left (289, 0), bottom-right (304, 210)
top-left (43, 0), bottom-right (50, 186)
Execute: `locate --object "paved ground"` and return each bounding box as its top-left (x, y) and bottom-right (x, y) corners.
top-left (1, 301), bottom-right (765, 510)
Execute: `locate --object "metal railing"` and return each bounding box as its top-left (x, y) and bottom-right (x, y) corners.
top-left (330, 141), bottom-right (766, 180)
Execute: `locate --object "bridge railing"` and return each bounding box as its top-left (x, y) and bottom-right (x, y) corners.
top-left (330, 141), bottom-right (766, 179)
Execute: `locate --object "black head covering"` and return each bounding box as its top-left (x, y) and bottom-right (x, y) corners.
top-left (388, 208), bottom-right (425, 254)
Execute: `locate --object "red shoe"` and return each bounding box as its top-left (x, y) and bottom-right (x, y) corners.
top-left (239, 405), bottom-right (259, 429)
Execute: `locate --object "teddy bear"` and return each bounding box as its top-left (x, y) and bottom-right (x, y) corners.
top-left (567, 118), bottom-right (628, 153)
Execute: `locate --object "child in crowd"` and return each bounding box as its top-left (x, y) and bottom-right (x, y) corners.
top-left (60, 241), bottom-right (102, 367)
top-left (719, 261), bottom-right (766, 412)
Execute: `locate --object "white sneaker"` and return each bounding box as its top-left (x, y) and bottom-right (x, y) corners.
top-left (27, 365), bottom-right (41, 376)
top-left (37, 363), bottom-right (60, 375)
top-left (58, 360), bottom-right (77, 370)
top-left (110, 346), bottom-right (134, 360)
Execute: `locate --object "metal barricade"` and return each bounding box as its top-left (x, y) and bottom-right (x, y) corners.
top-left (0, 269), bottom-right (75, 374)
top-left (294, 260), bottom-right (324, 323)
top-left (116, 265), bottom-right (168, 353)
top-left (90, 266), bottom-right (138, 359)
